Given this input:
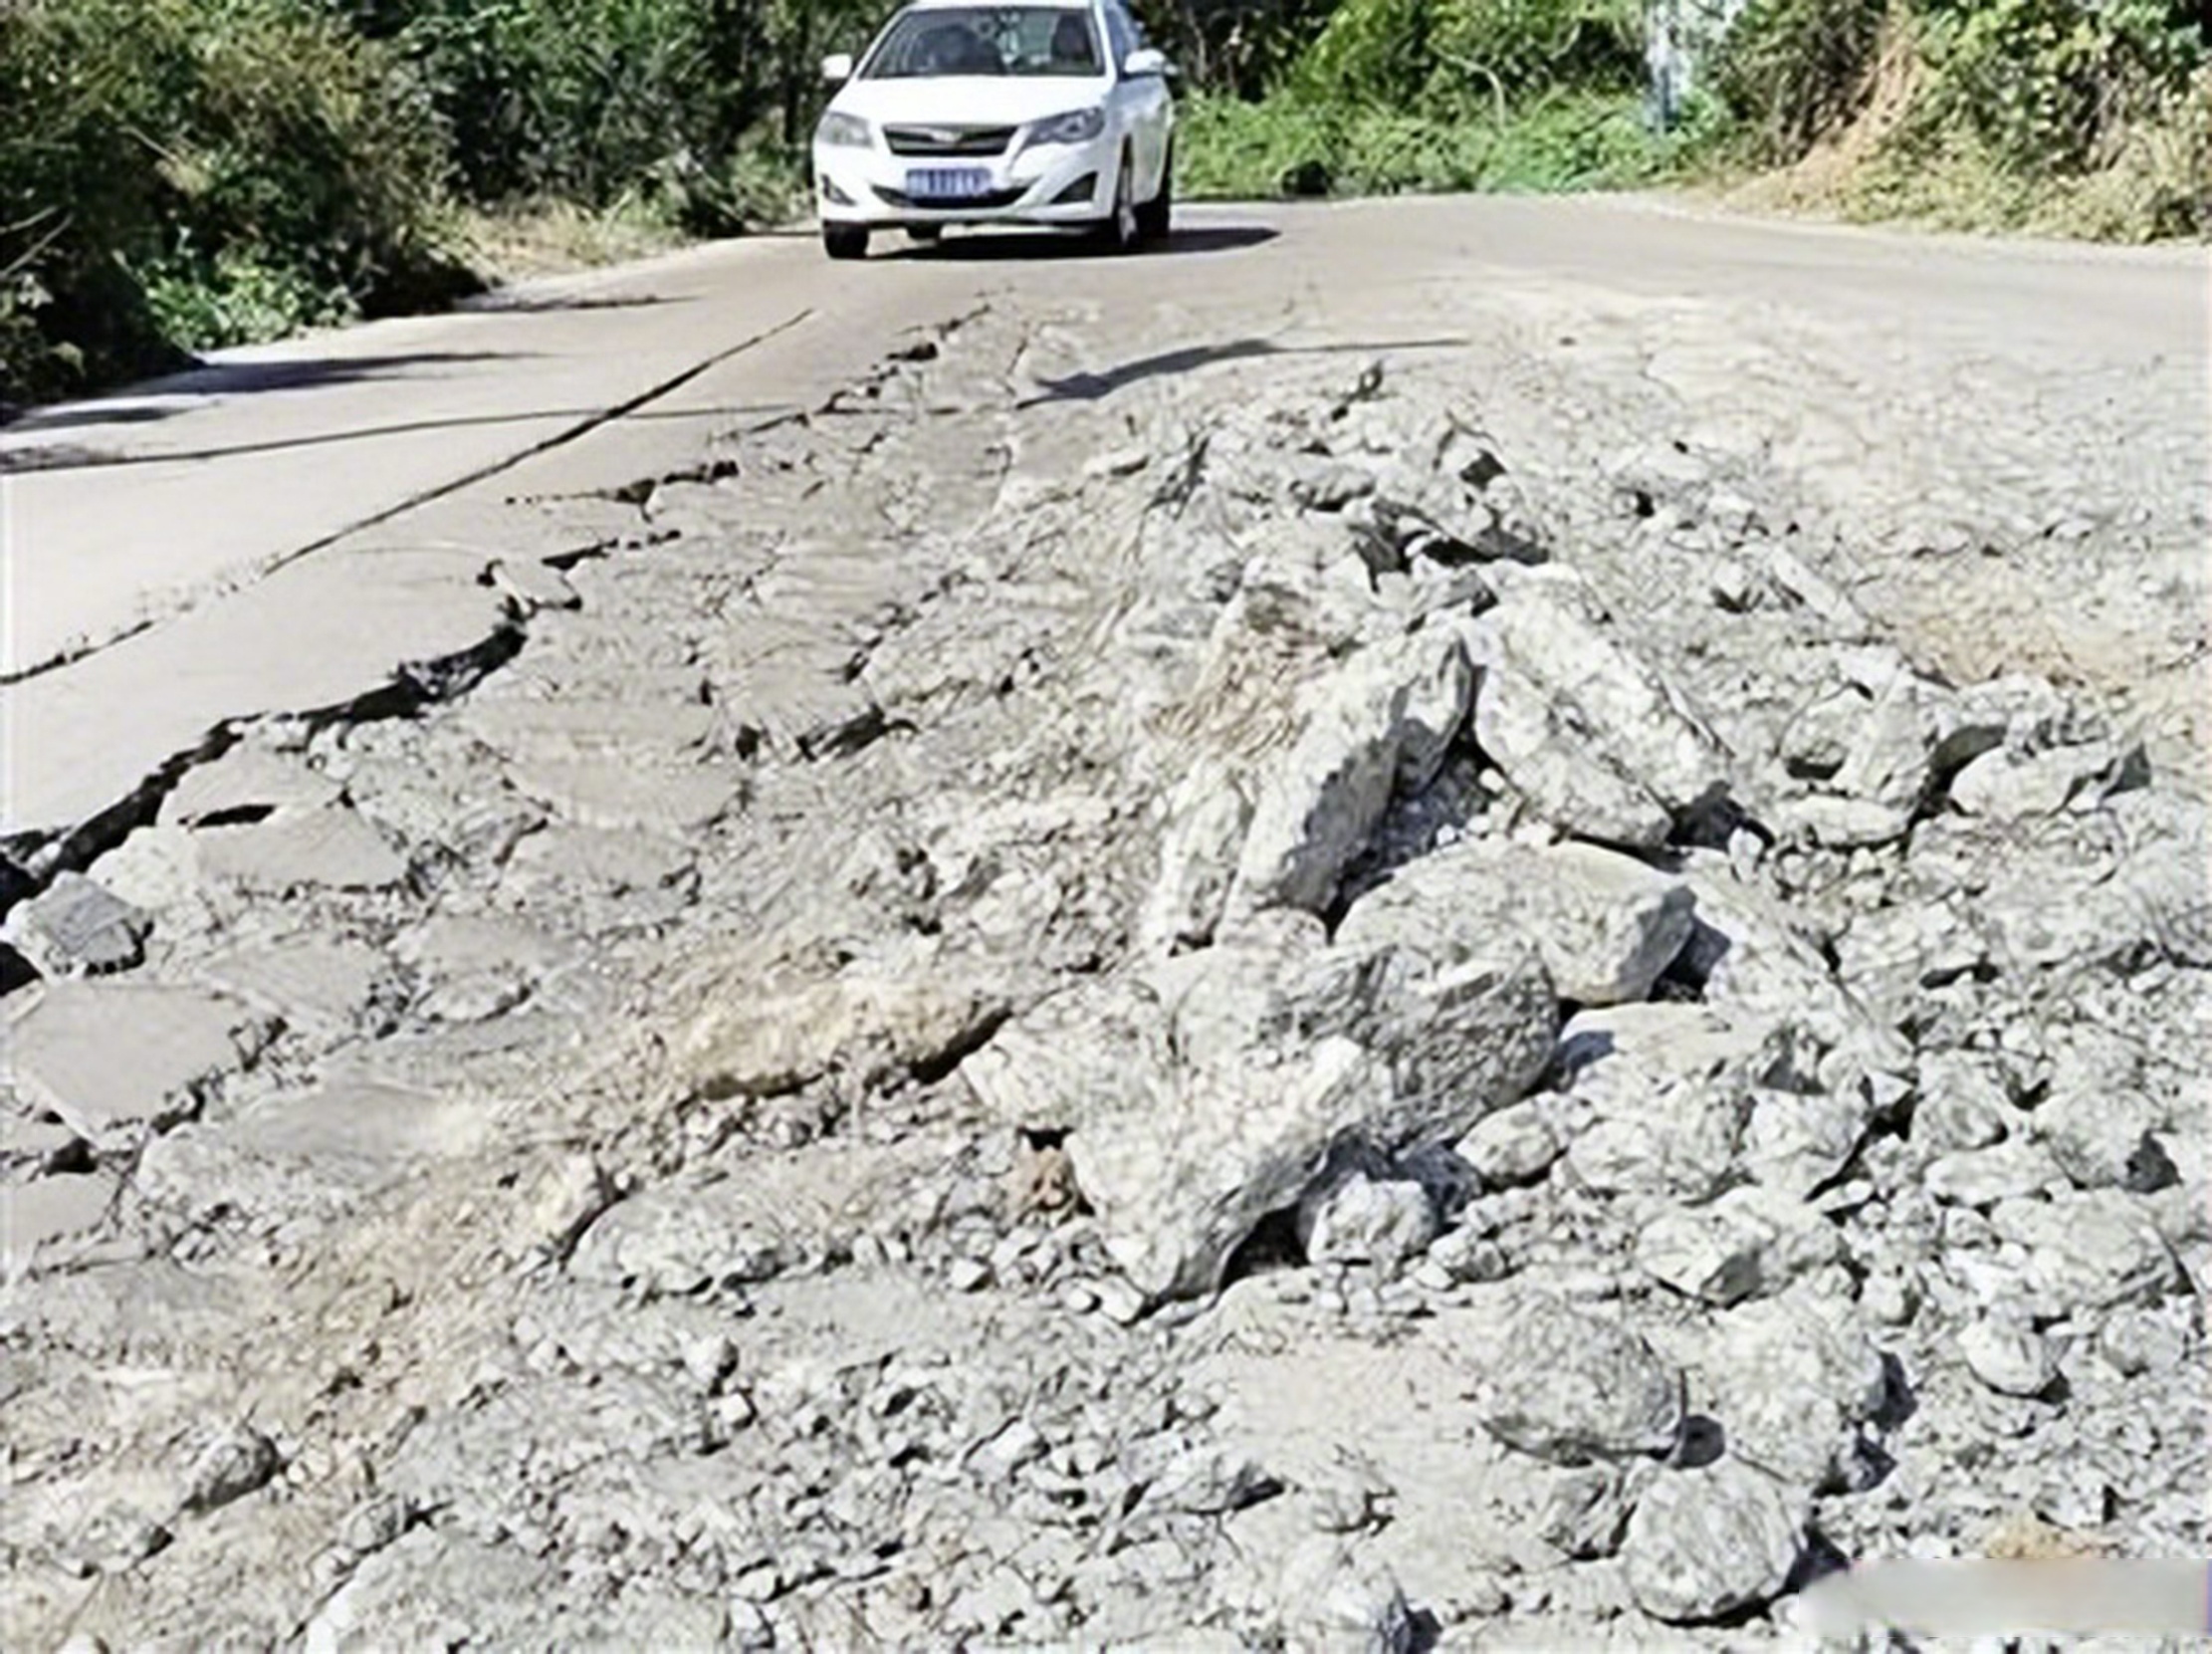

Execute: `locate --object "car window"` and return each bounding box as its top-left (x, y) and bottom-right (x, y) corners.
top-left (1102, 6), bottom-right (1134, 68)
top-left (862, 6), bottom-right (1103, 79)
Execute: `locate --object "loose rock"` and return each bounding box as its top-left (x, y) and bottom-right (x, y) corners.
top-left (1959, 1316), bottom-right (2058, 1398)
top-left (1471, 1295), bottom-right (1684, 1466)
top-left (1621, 1459), bottom-right (1805, 1624)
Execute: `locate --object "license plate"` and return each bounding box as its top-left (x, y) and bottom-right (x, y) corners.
top-left (906, 167), bottom-right (991, 201)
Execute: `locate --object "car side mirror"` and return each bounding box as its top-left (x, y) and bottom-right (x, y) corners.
top-left (821, 53), bottom-right (854, 84)
top-left (1122, 48), bottom-right (1168, 79)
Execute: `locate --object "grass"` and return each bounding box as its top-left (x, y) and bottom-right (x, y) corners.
top-left (1178, 89), bottom-right (1699, 202)
top-left (1718, 52), bottom-right (2210, 242)
top-left (454, 197), bottom-right (695, 289)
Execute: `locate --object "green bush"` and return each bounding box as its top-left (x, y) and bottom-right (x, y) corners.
top-left (0, 0), bottom-right (465, 399)
top-left (1180, 86), bottom-right (1673, 199)
top-left (1291, 0), bottom-right (1642, 109)
top-left (1708, 0), bottom-right (1889, 164)
top-left (667, 134), bottom-right (812, 237)
top-left (1912, 0), bottom-right (2205, 173)
top-left (380, 0), bottom-right (729, 206)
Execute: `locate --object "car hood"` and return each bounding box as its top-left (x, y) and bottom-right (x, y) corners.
top-left (830, 76), bottom-right (1110, 130)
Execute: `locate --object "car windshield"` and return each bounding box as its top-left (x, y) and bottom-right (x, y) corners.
top-left (862, 6), bottom-right (1102, 79)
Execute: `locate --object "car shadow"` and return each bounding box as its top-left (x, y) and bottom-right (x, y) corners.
top-left (888, 222), bottom-right (1278, 261)
top-left (1013, 332), bottom-right (1469, 408)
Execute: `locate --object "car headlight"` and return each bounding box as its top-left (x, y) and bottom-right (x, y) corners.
top-left (816, 111), bottom-right (871, 148)
top-left (1027, 108), bottom-right (1105, 147)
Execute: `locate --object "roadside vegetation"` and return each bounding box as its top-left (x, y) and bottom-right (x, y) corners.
top-left (3, 0), bottom-right (2206, 405)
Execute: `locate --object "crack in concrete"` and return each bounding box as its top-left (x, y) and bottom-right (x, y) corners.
top-left (2, 613), bottom-right (528, 914)
top-left (0, 300), bottom-right (1009, 918)
top-left (2, 308), bottom-right (816, 687)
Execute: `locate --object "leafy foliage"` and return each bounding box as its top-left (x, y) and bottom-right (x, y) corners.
top-left (1, 0), bottom-right (467, 399)
top-left (1708, 0), bottom-right (1888, 164)
top-left (1913, 0), bottom-right (2205, 172)
top-left (1289, 0), bottom-right (1642, 108)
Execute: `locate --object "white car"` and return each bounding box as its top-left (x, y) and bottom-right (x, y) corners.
top-left (811, 0), bottom-right (1175, 260)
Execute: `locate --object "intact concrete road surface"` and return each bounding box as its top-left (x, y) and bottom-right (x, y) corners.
top-left (1, 196), bottom-right (2207, 1651)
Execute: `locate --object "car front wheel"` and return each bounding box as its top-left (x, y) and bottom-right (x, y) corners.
top-left (822, 223), bottom-right (870, 261)
top-left (1135, 143), bottom-right (1173, 246)
top-left (1090, 151), bottom-right (1139, 255)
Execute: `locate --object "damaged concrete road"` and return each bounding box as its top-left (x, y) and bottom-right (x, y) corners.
top-left (0, 198), bottom-right (2206, 1651)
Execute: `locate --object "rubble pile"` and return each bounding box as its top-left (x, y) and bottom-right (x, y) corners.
top-left (0, 311), bottom-right (2202, 1651)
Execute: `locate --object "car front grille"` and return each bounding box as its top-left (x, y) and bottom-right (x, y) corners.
top-left (883, 124), bottom-right (1015, 157)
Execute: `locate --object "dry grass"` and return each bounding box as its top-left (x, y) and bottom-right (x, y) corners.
top-left (1723, 14), bottom-right (1924, 220)
top-left (450, 196), bottom-right (689, 290)
top-left (1981, 1510), bottom-right (2114, 1561)
top-left (1710, 20), bottom-right (2208, 243)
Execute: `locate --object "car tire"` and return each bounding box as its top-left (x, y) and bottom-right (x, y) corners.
top-left (822, 223), bottom-right (870, 261)
top-left (1090, 151), bottom-right (1139, 255)
top-left (1135, 143), bottom-right (1173, 246)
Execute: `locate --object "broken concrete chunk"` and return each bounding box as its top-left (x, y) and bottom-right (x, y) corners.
top-left (960, 972), bottom-right (1173, 1135)
top-left (1353, 945), bottom-right (1558, 1153)
top-left (1674, 856), bottom-right (1908, 1072)
top-left (1337, 837), bottom-right (1694, 1006)
top-left (1772, 793), bottom-right (1912, 848)
top-left (680, 974), bottom-right (1007, 1102)
top-left (1556, 1004), bottom-right (1783, 1201)
top-left (505, 759), bottom-right (743, 835)
top-left (1925, 1140), bottom-right (2066, 1208)
top-left (1225, 625), bottom-right (1472, 920)
top-left (1740, 1088), bottom-right (1869, 1199)
top-left (1153, 929), bottom-right (1556, 1153)
top-left (1623, 1460), bottom-right (1805, 1624)
top-left (3, 980), bottom-right (263, 1139)
top-left (161, 745), bottom-right (342, 827)
top-left (1294, 1155), bottom-right (1438, 1270)
top-left (1991, 1191), bottom-right (2179, 1313)
top-left (1, 1171), bottom-right (118, 1280)
top-left (458, 697), bottom-right (716, 763)
top-left (977, 914), bottom-right (1553, 1304)
top-left (1948, 740), bottom-right (2125, 822)
top-left (1273, 1537), bottom-right (1419, 1654)
top-left (2034, 1083), bottom-right (2174, 1193)
top-left (1538, 1464), bottom-right (1649, 1560)
top-left (568, 1181), bottom-right (794, 1297)
top-left (6, 872), bottom-right (149, 976)
top-left (1467, 656), bottom-right (1673, 847)
top-left (197, 804), bottom-right (410, 893)
top-left (1468, 568), bottom-right (1734, 819)
top-left (1695, 1293), bottom-right (1889, 1492)
top-left (1959, 1316), bottom-right (2058, 1398)
top-left (505, 824), bottom-right (696, 897)
top-left (486, 558), bottom-right (582, 613)
top-left (1471, 1295), bottom-right (1685, 1466)
top-left (1137, 756), bottom-right (1252, 955)
top-left (1913, 1051), bottom-right (2015, 1153)
top-left (1634, 1187), bottom-right (1844, 1307)
top-left (203, 939), bottom-right (392, 1041)
top-left (247, 1080), bottom-right (485, 1168)
top-left (1068, 1037), bottom-right (1391, 1303)
top-left (182, 1424), bottom-right (282, 1514)
top-left (1454, 1099), bottom-right (1564, 1188)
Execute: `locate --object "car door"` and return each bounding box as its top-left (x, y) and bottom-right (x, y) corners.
top-left (1103, 4), bottom-right (1171, 194)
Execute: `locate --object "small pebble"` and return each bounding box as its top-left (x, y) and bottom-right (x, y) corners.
top-left (1093, 1276), bottom-right (1147, 1325)
top-left (1960, 1317), bottom-right (2058, 1398)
